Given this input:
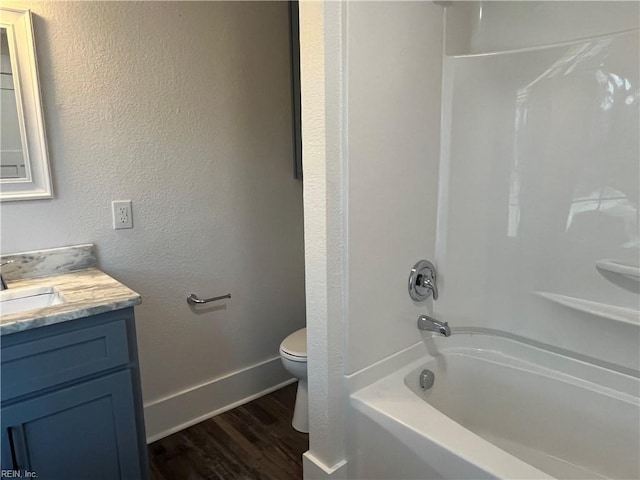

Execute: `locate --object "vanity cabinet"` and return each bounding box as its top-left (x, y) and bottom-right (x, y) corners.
top-left (1, 308), bottom-right (148, 479)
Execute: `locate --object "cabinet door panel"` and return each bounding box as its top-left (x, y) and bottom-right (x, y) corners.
top-left (1, 370), bottom-right (142, 480)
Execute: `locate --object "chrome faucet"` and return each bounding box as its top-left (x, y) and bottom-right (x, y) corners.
top-left (0, 260), bottom-right (14, 291)
top-left (417, 314), bottom-right (450, 337)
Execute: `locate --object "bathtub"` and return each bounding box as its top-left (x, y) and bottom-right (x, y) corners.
top-left (349, 333), bottom-right (639, 480)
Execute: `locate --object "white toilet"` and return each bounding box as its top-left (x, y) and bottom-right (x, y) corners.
top-left (279, 328), bottom-right (308, 433)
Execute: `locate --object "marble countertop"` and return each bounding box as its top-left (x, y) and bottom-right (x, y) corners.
top-left (1, 268), bottom-right (141, 335)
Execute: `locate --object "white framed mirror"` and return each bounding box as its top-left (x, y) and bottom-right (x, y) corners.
top-left (0, 7), bottom-right (52, 201)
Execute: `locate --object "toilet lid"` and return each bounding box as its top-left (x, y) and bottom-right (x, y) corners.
top-left (280, 328), bottom-right (307, 358)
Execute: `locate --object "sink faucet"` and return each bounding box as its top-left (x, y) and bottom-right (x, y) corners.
top-left (417, 314), bottom-right (451, 337)
top-left (0, 260), bottom-right (14, 291)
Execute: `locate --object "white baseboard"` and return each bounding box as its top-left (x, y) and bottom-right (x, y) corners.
top-left (303, 452), bottom-right (348, 480)
top-left (144, 355), bottom-right (295, 443)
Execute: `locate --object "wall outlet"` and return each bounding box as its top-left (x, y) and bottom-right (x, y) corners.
top-left (112, 200), bottom-right (133, 229)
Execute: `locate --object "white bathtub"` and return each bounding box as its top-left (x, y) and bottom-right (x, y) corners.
top-left (349, 333), bottom-right (639, 480)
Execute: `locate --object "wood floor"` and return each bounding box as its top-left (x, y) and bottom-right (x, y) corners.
top-left (148, 383), bottom-right (308, 480)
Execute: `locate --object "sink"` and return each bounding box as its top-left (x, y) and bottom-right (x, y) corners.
top-left (0, 286), bottom-right (65, 316)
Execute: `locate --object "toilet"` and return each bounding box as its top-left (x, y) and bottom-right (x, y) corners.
top-left (279, 328), bottom-right (308, 433)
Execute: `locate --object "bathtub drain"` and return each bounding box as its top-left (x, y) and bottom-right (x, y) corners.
top-left (419, 369), bottom-right (435, 390)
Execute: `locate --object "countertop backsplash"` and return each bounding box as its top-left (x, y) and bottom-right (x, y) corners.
top-left (1, 244), bottom-right (97, 281)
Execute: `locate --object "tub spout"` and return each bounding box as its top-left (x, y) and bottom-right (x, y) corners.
top-left (417, 315), bottom-right (450, 337)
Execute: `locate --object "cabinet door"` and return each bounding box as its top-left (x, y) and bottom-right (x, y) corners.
top-left (1, 370), bottom-right (142, 480)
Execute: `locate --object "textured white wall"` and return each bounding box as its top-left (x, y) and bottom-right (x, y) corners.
top-left (0, 1), bottom-right (305, 438)
top-left (299, 1), bottom-right (444, 475)
top-left (299, 1), bottom-right (348, 476)
top-left (346, 1), bottom-right (444, 374)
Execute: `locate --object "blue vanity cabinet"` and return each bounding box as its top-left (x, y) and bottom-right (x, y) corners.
top-left (1, 308), bottom-right (148, 479)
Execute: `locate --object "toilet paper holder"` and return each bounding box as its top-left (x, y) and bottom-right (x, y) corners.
top-left (187, 293), bottom-right (231, 305)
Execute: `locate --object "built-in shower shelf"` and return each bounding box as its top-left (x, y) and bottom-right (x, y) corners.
top-left (536, 292), bottom-right (640, 327)
top-left (595, 260), bottom-right (640, 282)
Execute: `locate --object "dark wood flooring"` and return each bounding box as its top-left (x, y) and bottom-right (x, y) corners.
top-left (148, 383), bottom-right (308, 480)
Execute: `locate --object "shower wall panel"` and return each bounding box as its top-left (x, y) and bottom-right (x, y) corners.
top-left (436, 21), bottom-right (639, 370)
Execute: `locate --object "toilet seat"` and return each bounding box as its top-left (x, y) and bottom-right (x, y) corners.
top-left (280, 328), bottom-right (307, 362)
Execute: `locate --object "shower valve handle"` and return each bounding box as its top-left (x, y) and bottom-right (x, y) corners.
top-left (419, 274), bottom-right (438, 301)
top-left (408, 260), bottom-right (438, 301)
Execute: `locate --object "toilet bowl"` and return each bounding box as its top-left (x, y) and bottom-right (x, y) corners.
top-left (279, 328), bottom-right (308, 433)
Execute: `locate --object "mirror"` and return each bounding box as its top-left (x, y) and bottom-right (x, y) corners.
top-left (1, 28), bottom-right (26, 179)
top-left (0, 8), bottom-right (52, 201)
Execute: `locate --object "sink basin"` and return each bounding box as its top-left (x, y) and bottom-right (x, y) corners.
top-left (0, 286), bottom-right (65, 316)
